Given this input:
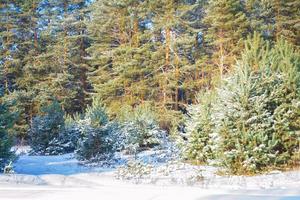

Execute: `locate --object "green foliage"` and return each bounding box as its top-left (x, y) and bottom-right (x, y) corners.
top-left (0, 0), bottom-right (299, 173)
top-left (203, 0), bottom-right (249, 71)
top-left (75, 99), bottom-right (119, 161)
top-left (118, 104), bottom-right (164, 154)
top-left (87, 0), bottom-right (201, 121)
top-left (246, 0), bottom-right (300, 45)
top-left (185, 35), bottom-right (300, 174)
top-left (185, 91), bottom-right (216, 163)
top-left (1, 90), bottom-right (32, 142)
top-left (28, 100), bottom-right (65, 155)
top-left (0, 99), bottom-right (17, 171)
top-left (214, 65), bottom-right (299, 174)
top-left (272, 0), bottom-right (300, 45)
top-left (85, 98), bottom-right (108, 127)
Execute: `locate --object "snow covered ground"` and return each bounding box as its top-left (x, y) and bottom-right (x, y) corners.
top-left (0, 147), bottom-right (300, 200)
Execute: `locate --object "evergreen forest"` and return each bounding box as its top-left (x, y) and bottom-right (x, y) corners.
top-left (0, 0), bottom-right (299, 175)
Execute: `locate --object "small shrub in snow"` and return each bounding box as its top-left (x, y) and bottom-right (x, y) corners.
top-left (118, 104), bottom-right (164, 154)
top-left (185, 168), bottom-right (204, 186)
top-left (115, 160), bottom-right (153, 181)
top-left (62, 114), bottom-right (83, 151)
top-left (3, 161), bottom-right (14, 174)
top-left (28, 100), bottom-right (65, 155)
top-left (76, 120), bottom-right (119, 162)
top-left (75, 98), bottom-right (120, 162)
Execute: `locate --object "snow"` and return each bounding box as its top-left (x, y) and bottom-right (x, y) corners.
top-left (1, 175), bottom-right (300, 200)
top-left (11, 145), bottom-right (32, 156)
top-left (1, 147), bottom-right (300, 199)
top-left (13, 154), bottom-right (106, 175)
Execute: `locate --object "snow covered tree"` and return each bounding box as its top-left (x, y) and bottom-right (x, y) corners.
top-left (75, 120), bottom-right (119, 162)
top-left (185, 35), bottom-right (300, 174)
top-left (118, 104), bottom-right (164, 154)
top-left (28, 100), bottom-right (65, 155)
top-left (213, 36), bottom-right (300, 174)
top-left (185, 91), bottom-right (216, 163)
top-left (76, 98), bottom-right (120, 161)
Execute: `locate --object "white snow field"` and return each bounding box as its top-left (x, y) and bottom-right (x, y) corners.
top-left (0, 148), bottom-right (300, 200)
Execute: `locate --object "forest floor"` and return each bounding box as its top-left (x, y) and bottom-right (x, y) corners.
top-left (0, 147), bottom-right (300, 200)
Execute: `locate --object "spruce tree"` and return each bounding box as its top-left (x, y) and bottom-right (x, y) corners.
top-left (185, 91), bottom-right (215, 163)
top-left (185, 35), bottom-right (300, 174)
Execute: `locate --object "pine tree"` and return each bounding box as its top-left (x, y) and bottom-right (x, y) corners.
top-left (87, 0), bottom-right (155, 114)
top-left (44, 0), bottom-right (90, 114)
top-left (14, 0), bottom-right (44, 123)
top-left (0, 1), bottom-right (22, 94)
top-left (245, 0), bottom-right (275, 40)
top-left (1, 91), bottom-right (31, 143)
top-left (0, 1), bottom-right (38, 141)
top-left (246, 0), bottom-right (300, 45)
top-left (203, 0), bottom-right (249, 78)
top-left (18, 0), bottom-right (90, 116)
top-left (273, 0), bottom-right (300, 45)
top-left (149, 0), bottom-right (199, 109)
top-left (87, 0), bottom-right (200, 129)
